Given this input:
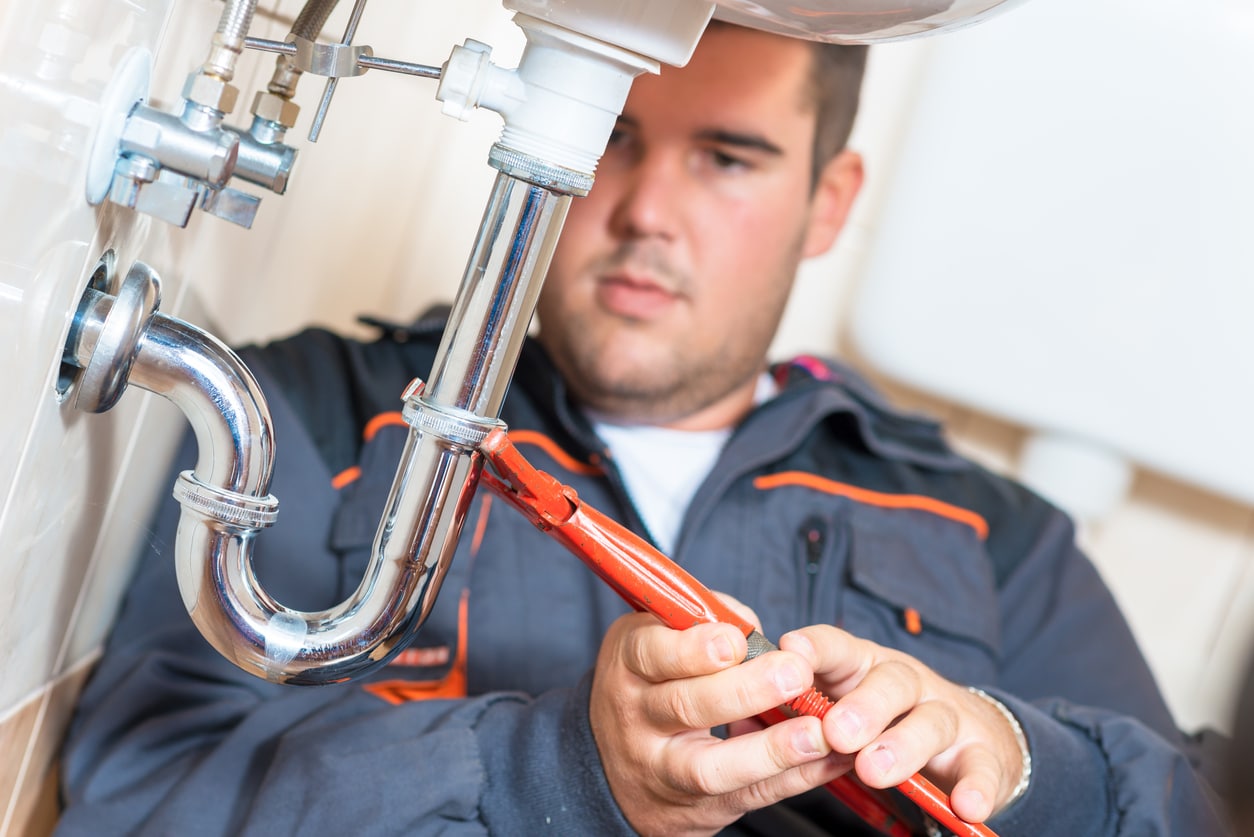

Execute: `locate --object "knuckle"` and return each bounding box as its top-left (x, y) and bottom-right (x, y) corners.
top-left (878, 658), bottom-right (923, 691)
top-left (663, 685), bottom-right (707, 730)
top-left (737, 779), bottom-right (776, 811)
top-left (677, 755), bottom-right (724, 796)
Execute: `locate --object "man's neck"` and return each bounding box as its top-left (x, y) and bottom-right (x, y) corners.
top-left (591, 371), bottom-right (778, 432)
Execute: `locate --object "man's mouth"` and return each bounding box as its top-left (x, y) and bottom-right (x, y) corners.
top-left (595, 271), bottom-right (681, 320)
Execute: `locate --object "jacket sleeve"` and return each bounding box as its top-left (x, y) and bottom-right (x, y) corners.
top-left (983, 496), bottom-right (1228, 835)
top-left (56, 340), bottom-right (637, 837)
top-left (58, 627), bottom-right (632, 836)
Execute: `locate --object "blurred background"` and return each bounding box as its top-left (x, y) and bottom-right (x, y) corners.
top-left (1, 0), bottom-right (1250, 832)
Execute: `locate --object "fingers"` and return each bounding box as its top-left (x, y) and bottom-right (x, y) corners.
top-left (660, 716), bottom-right (833, 797)
top-left (642, 646), bottom-right (816, 731)
top-left (780, 624), bottom-right (1018, 823)
top-left (947, 746), bottom-right (1003, 822)
top-left (617, 617), bottom-right (747, 682)
top-left (589, 605), bottom-right (844, 837)
top-left (779, 624), bottom-right (873, 693)
top-left (850, 698), bottom-right (957, 787)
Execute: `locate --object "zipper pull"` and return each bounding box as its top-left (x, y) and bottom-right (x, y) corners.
top-left (799, 516), bottom-right (829, 622)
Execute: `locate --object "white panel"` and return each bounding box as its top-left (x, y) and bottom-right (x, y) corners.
top-left (0, 0), bottom-right (179, 711)
top-left (0, 0), bottom-right (523, 716)
top-left (849, 0), bottom-right (1254, 507)
top-left (1085, 476), bottom-right (1253, 731)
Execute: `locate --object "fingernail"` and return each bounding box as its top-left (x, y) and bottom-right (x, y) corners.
top-left (869, 745), bottom-right (896, 776)
top-left (709, 634), bottom-right (737, 664)
top-left (773, 662), bottom-right (805, 693)
top-left (834, 709), bottom-right (863, 742)
top-left (793, 725), bottom-right (825, 757)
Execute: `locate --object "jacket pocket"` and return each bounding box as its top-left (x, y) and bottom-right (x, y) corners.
top-left (841, 513), bottom-right (1001, 685)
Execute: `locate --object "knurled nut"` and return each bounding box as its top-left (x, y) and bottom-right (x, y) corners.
top-left (173, 470), bottom-right (279, 529)
top-left (744, 630), bottom-right (777, 661)
top-left (401, 397), bottom-right (503, 449)
top-left (488, 144), bottom-right (593, 196)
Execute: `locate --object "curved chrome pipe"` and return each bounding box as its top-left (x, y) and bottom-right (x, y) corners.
top-left (65, 165), bottom-right (568, 683)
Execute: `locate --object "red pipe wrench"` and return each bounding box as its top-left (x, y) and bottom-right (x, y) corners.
top-left (479, 427), bottom-right (997, 837)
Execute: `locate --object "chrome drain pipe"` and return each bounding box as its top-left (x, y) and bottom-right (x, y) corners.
top-left (64, 159), bottom-right (572, 683)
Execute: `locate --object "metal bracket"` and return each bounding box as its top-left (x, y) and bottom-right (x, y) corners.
top-left (292, 36), bottom-right (373, 79)
top-left (243, 0), bottom-right (441, 144)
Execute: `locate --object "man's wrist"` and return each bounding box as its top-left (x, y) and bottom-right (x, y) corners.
top-left (968, 687), bottom-right (1032, 809)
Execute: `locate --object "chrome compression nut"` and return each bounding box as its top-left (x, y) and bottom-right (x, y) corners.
top-left (173, 470), bottom-right (279, 530)
top-left (251, 91), bottom-right (300, 129)
top-left (183, 72), bottom-right (239, 114)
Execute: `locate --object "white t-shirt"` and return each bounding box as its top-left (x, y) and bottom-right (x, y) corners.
top-left (587, 373), bottom-right (779, 554)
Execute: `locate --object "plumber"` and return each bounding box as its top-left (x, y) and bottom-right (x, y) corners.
top-left (56, 21), bottom-right (1224, 837)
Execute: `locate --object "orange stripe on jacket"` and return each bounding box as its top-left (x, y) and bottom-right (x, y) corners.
top-left (364, 411), bottom-right (407, 442)
top-left (331, 466), bottom-right (361, 490)
top-left (754, 472), bottom-right (989, 540)
top-left (364, 589), bottom-right (470, 705)
top-left (507, 430), bottom-right (603, 476)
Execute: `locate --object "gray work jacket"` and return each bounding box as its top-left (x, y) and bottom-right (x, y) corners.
top-left (58, 318), bottom-right (1227, 836)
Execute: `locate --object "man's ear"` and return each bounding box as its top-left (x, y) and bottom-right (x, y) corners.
top-left (801, 149), bottom-right (864, 259)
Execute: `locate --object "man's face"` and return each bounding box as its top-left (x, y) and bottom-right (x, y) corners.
top-left (536, 26), bottom-right (861, 429)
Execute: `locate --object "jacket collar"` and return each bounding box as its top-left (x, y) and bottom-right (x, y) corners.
top-left (511, 339), bottom-right (967, 474)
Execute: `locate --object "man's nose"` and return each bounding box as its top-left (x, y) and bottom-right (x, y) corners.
top-left (607, 154), bottom-right (681, 241)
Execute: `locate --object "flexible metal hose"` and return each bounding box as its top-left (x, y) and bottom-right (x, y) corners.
top-left (202, 0), bottom-right (259, 81)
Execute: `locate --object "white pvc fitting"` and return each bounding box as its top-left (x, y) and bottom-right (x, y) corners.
top-left (438, 14), bottom-right (659, 176)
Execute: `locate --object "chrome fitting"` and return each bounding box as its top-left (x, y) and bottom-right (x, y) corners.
top-left (108, 154), bottom-right (158, 207)
top-left (251, 91), bottom-right (299, 130)
top-left (402, 395), bottom-right (504, 450)
top-left (71, 260), bottom-right (162, 413)
top-left (488, 144), bottom-right (593, 197)
top-left (120, 105), bottom-right (238, 188)
top-left (173, 469), bottom-right (279, 530)
top-left (183, 71), bottom-right (239, 114)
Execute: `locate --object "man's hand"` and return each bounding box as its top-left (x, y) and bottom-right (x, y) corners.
top-left (780, 625), bottom-right (1026, 823)
top-left (588, 601), bottom-right (851, 837)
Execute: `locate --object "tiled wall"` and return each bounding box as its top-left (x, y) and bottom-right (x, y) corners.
top-left (3, 3), bottom-right (1252, 836)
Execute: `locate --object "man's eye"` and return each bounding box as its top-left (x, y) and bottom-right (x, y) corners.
top-left (606, 128), bottom-right (633, 149)
top-left (708, 149), bottom-right (750, 171)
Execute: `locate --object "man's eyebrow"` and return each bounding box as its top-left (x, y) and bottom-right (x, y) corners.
top-left (695, 129), bottom-right (784, 156)
top-left (613, 116), bottom-right (785, 157)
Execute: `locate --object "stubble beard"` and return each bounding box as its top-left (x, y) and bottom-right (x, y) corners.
top-left (540, 281), bottom-right (790, 426)
top-left (539, 236), bottom-right (802, 424)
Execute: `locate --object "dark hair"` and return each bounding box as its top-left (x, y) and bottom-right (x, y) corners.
top-left (806, 42), bottom-right (869, 187)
